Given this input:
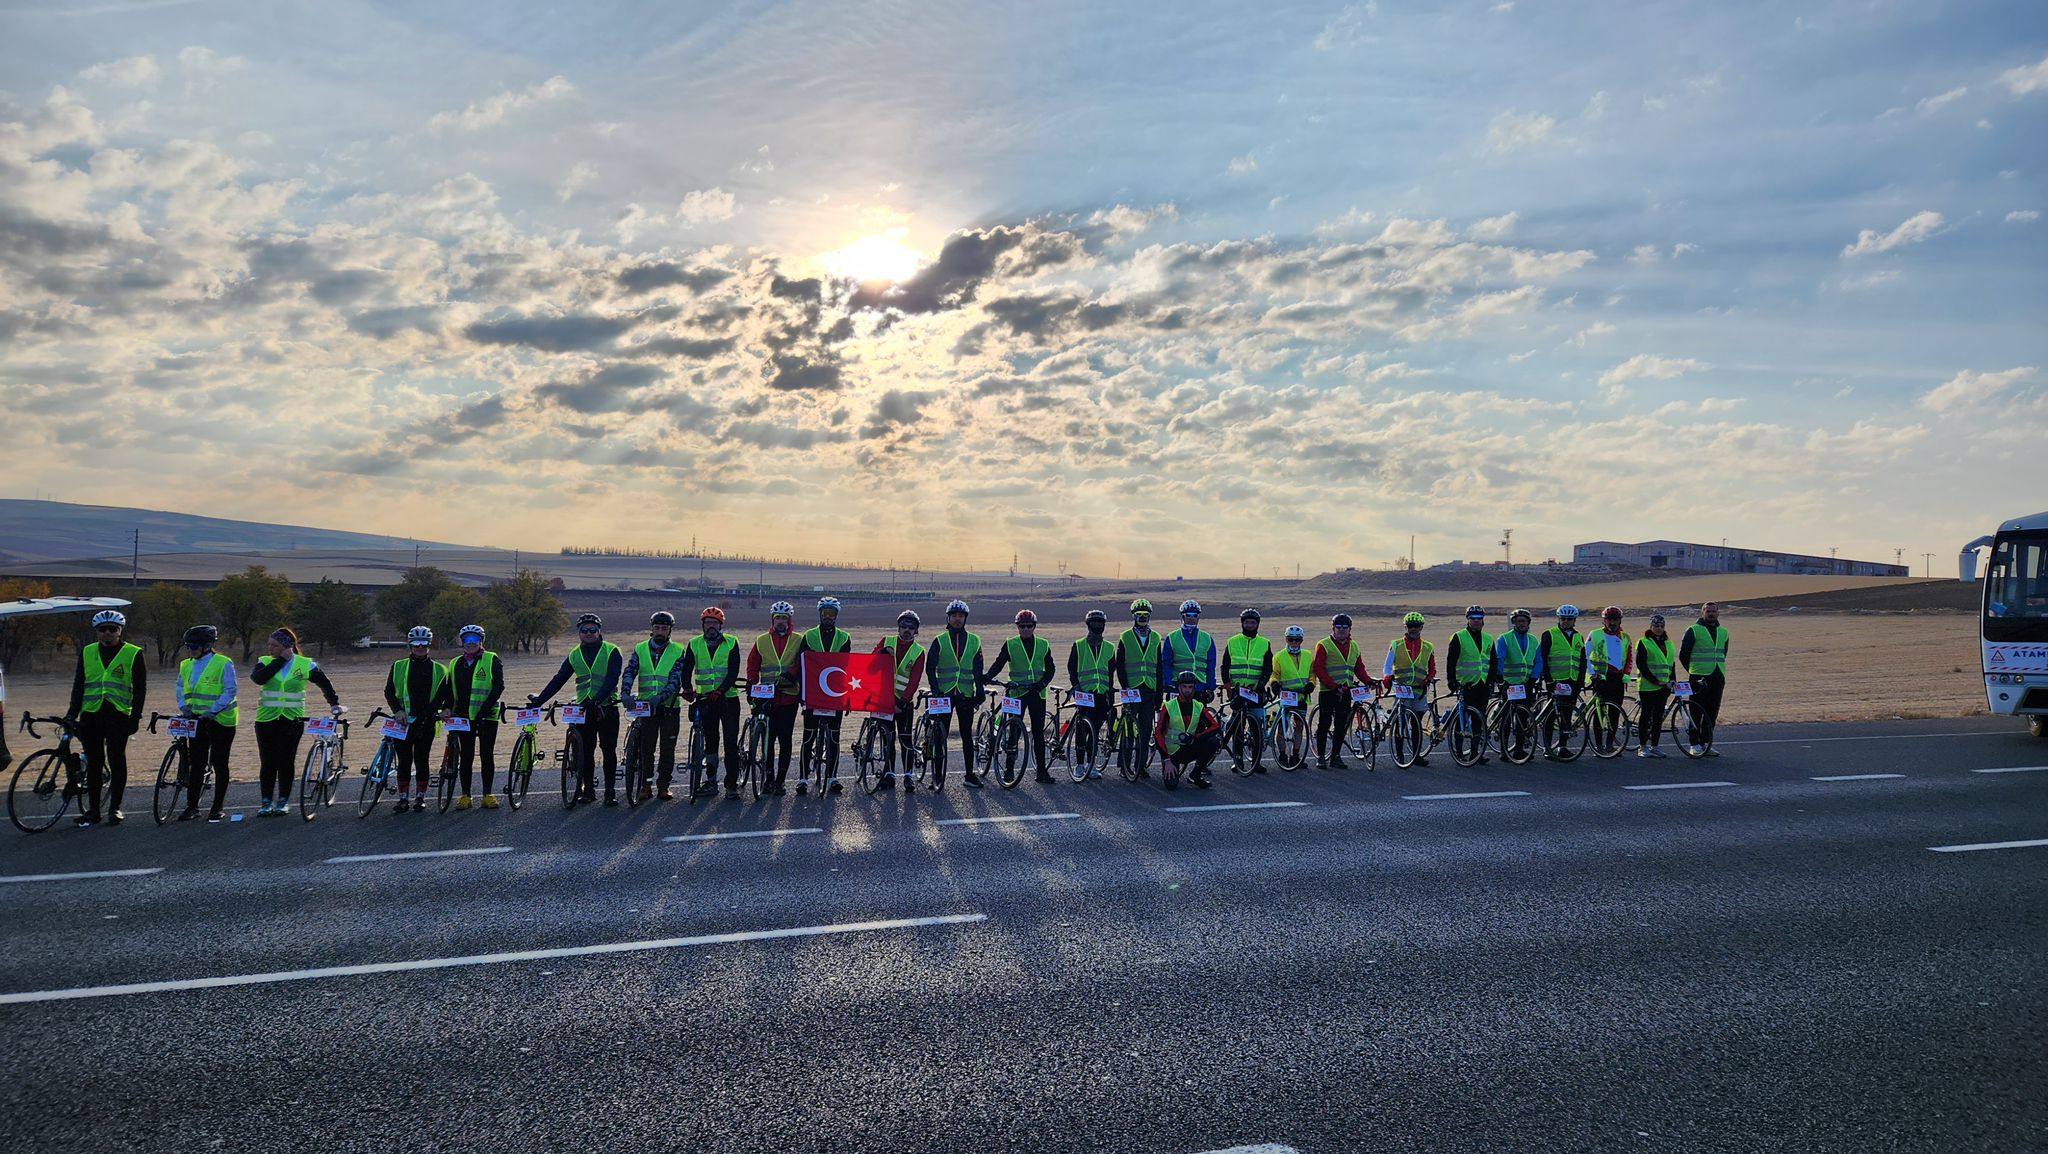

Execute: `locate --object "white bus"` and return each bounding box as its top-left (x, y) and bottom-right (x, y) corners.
top-left (1962, 510), bottom-right (2048, 738)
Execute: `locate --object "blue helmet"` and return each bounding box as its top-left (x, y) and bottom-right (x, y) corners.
top-left (1556, 604), bottom-right (1580, 620)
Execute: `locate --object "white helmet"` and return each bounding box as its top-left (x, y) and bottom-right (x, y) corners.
top-left (407, 625), bottom-right (434, 645)
top-left (91, 610), bottom-right (126, 628)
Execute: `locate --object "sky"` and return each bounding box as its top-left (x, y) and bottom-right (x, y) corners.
top-left (0, 0), bottom-right (2043, 579)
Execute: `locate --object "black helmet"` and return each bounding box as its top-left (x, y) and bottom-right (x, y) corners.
top-left (1240, 608), bottom-right (1260, 621)
top-left (649, 611), bottom-right (676, 627)
top-left (1465, 605), bottom-right (1485, 619)
top-left (576, 612), bottom-right (602, 630)
top-left (1084, 609), bottom-right (1108, 625)
top-left (1174, 669), bottom-right (1199, 685)
top-left (183, 624), bottom-right (218, 647)
top-left (1331, 613), bottom-right (1352, 628)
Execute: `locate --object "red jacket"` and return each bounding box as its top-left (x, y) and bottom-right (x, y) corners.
top-left (1311, 638), bottom-right (1374, 691)
top-left (1154, 696), bottom-right (1222, 754)
top-left (745, 630), bottom-right (804, 705)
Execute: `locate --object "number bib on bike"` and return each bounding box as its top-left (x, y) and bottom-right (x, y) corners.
top-left (1674, 682), bottom-right (1694, 697)
top-left (750, 683), bottom-right (776, 700)
top-left (1072, 691), bottom-right (1096, 709)
top-left (927, 697), bottom-right (953, 715)
top-left (1278, 690), bottom-right (1300, 707)
top-left (1506, 685), bottom-right (1527, 701)
top-left (1552, 684), bottom-right (1574, 697)
top-left (560, 706), bottom-right (587, 724)
top-left (306, 717), bottom-right (337, 737)
top-left (1393, 685), bottom-right (1416, 700)
top-left (445, 717), bottom-right (471, 732)
top-left (166, 717), bottom-right (199, 739)
top-left (1237, 688), bottom-right (1259, 703)
top-left (1000, 698), bottom-right (1023, 716)
top-left (380, 719), bottom-right (410, 740)
top-left (512, 707), bottom-right (544, 726)
top-left (1350, 686), bottom-right (1373, 704)
top-left (626, 701), bottom-right (651, 720)
top-left (1118, 688), bottom-right (1143, 705)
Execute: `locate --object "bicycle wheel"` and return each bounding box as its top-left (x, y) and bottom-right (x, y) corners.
top-left (1449, 707), bottom-right (1483, 767)
top-left (8, 750), bottom-right (68, 833)
top-left (1132, 712), bottom-right (1157, 777)
top-left (1501, 705), bottom-right (1536, 765)
top-left (854, 720), bottom-right (877, 793)
top-left (437, 737), bottom-right (459, 813)
top-left (154, 744), bottom-right (187, 825)
top-left (922, 715), bottom-right (947, 788)
top-left (356, 741), bottom-right (391, 818)
top-left (1390, 708), bottom-right (1421, 768)
top-left (1228, 712), bottom-right (1257, 777)
top-left (868, 724), bottom-right (897, 795)
top-left (994, 719), bottom-right (1024, 789)
top-left (1069, 716), bottom-right (1095, 783)
top-left (559, 728), bottom-right (583, 809)
top-left (622, 723), bottom-right (647, 809)
top-left (1344, 707), bottom-right (1373, 765)
top-left (299, 742), bottom-right (329, 821)
top-left (1667, 700), bottom-right (1701, 757)
top-left (1589, 702), bottom-right (1625, 759)
top-left (743, 717), bottom-right (766, 798)
top-left (1276, 708), bottom-right (1307, 770)
top-left (506, 730), bottom-right (534, 810)
top-left (688, 724), bottom-right (709, 803)
top-left (1115, 713), bottom-right (1137, 781)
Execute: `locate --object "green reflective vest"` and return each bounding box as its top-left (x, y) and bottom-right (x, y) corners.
top-left (1498, 631), bottom-right (1540, 683)
top-left (1071, 637), bottom-right (1115, 695)
top-left (929, 630), bottom-right (982, 696)
top-left (1272, 647), bottom-right (1314, 692)
top-left (754, 632), bottom-right (801, 689)
top-left (1545, 628), bottom-right (1585, 683)
top-left (1316, 638), bottom-right (1361, 688)
top-left (1002, 636), bottom-right (1051, 692)
top-left (802, 625), bottom-right (851, 655)
top-left (568, 642), bottom-right (620, 705)
top-left (390, 656), bottom-right (448, 718)
top-left (880, 636), bottom-right (926, 697)
top-left (1163, 699), bottom-right (1207, 746)
top-left (633, 640), bottom-right (683, 706)
top-left (180, 653), bottom-right (238, 727)
top-left (1118, 628), bottom-right (1161, 689)
top-left (1450, 628), bottom-right (1494, 686)
top-left (1387, 639), bottom-right (1433, 691)
top-left (1223, 634), bottom-right (1271, 687)
top-left (450, 651), bottom-right (498, 720)
top-left (688, 635), bottom-right (740, 697)
top-left (1165, 629), bottom-right (1214, 682)
top-left (256, 654), bottom-right (313, 722)
top-left (1686, 623), bottom-right (1729, 677)
top-left (1638, 634), bottom-right (1677, 691)
top-left (81, 642), bottom-right (141, 716)
top-left (1587, 630), bottom-right (1629, 676)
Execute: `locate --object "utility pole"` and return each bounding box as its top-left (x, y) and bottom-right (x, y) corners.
top-left (131, 528), bottom-right (139, 589)
top-left (1922, 552), bottom-right (1935, 578)
top-left (1410, 535), bottom-right (1416, 572)
top-left (414, 540), bottom-right (421, 568)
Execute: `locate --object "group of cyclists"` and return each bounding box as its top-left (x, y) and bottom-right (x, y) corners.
top-left (26, 595), bottom-right (1732, 828)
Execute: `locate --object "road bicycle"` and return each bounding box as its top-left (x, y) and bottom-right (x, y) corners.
top-left (798, 705), bottom-right (843, 796)
top-left (296, 710), bottom-right (351, 821)
top-left (853, 700), bottom-right (901, 796)
top-left (982, 681), bottom-right (1041, 789)
top-left (435, 713), bottom-right (475, 813)
top-left (1110, 688), bottom-right (1158, 781)
top-left (1529, 682), bottom-right (1591, 762)
top-left (1572, 684), bottom-right (1634, 759)
top-left (1440, 685), bottom-right (1493, 767)
top-left (1049, 686), bottom-right (1102, 783)
top-left (147, 711), bottom-right (207, 824)
top-left (356, 708), bottom-right (411, 818)
top-left (501, 702), bottom-right (557, 810)
top-left (1309, 686), bottom-right (1380, 769)
top-left (739, 682), bottom-right (777, 800)
top-left (540, 702), bottom-right (593, 808)
top-left (917, 690), bottom-right (956, 791)
top-left (1644, 681), bottom-right (1705, 759)
top-left (1218, 685), bottom-right (1267, 777)
top-left (8, 713), bottom-right (93, 833)
top-left (1486, 683), bottom-right (1540, 765)
top-left (621, 698), bottom-right (659, 807)
top-left (1268, 688), bottom-right (1311, 771)
top-left (1382, 682), bottom-right (1444, 769)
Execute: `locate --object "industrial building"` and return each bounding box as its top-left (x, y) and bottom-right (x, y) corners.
top-left (1572, 540), bottom-right (1908, 577)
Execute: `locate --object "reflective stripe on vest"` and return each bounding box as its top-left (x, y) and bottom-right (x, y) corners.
top-left (1451, 629), bottom-right (1493, 685)
top-left (754, 632), bottom-right (800, 685)
top-left (881, 637), bottom-right (926, 697)
top-left (452, 652), bottom-right (498, 720)
top-left (802, 626), bottom-right (851, 655)
top-left (1545, 629), bottom-right (1585, 681)
top-left (1686, 623), bottom-right (1728, 676)
top-left (1002, 636), bottom-right (1051, 691)
top-left (929, 631), bottom-right (982, 696)
top-left (256, 654), bottom-right (313, 722)
top-left (688, 635), bottom-right (740, 697)
top-left (1166, 629), bottom-right (1213, 681)
top-left (1118, 629), bottom-right (1160, 688)
top-left (1638, 634), bottom-right (1676, 690)
top-left (568, 643), bottom-right (620, 705)
top-left (81, 642), bottom-right (141, 715)
top-left (391, 657), bottom-right (448, 717)
top-left (1072, 638), bottom-right (1115, 694)
top-left (1273, 647), bottom-right (1314, 692)
top-left (1387, 639), bottom-right (1433, 690)
top-left (1223, 634), bottom-right (1271, 687)
top-left (633, 640), bottom-right (683, 705)
top-left (181, 654), bottom-right (238, 727)
top-left (1497, 631), bottom-right (1539, 683)
top-left (1164, 699), bottom-right (1206, 745)
top-left (1316, 638), bottom-right (1359, 688)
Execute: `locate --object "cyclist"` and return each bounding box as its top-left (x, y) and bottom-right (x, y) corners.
top-left (442, 624), bottom-right (502, 807)
top-left (1383, 611), bottom-right (1437, 767)
top-left (1160, 599), bottom-right (1217, 701)
top-left (382, 626), bottom-right (449, 813)
top-left (1112, 599), bottom-right (1162, 779)
top-left (797, 597), bottom-right (853, 795)
top-left (680, 607), bottom-right (744, 798)
top-left (1678, 601), bottom-right (1730, 757)
top-left (250, 626), bottom-right (342, 815)
top-left (1271, 624), bottom-right (1316, 709)
top-left (1221, 609), bottom-right (1273, 772)
top-left (175, 624), bottom-right (238, 822)
top-left (1539, 606), bottom-right (1587, 758)
top-left (528, 612), bottom-right (622, 805)
top-left (1067, 609), bottom-right (1116, 780)
top-left (1153, 669), bottom-right (1221, 789)
top-left (1313, 613), bottom-right (1371, 769)
top-left (924, 599), bottom-right (984, 789)
top-left (1492, 609), bottom-right (1544, 761)
top-left (1586, 606), bottom-right (1632, 750)
top-left (1444, 606), bottom-right (1497, 766)
top-left (874, 610), bottom-right (927, 788)
top-left (984, 609), bottom-right (1057, 784)
top-left (1634, 613), bottom-right (1687, 758)
top-left (64, 609), bottom-right (147, 827)
top-left (745, 602), bottom-right (803, 795)
top-left (621, 611), bottom-right (686, 800)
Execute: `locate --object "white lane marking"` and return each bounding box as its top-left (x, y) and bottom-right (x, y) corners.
top-left (0, 867), bottom-right (164, 885)
top-left (1400, 791), bottom-right (1531, 801)
top-left (323, 846), bottom-right (514, 864)
top-left (1971, 766), bottom-right (2048, 775)
top-left (1622, 781), bottom-right (1736, 791)
top-left (1192, 1145), bottom-right (1302, 1154)
top-left (1716, 730), bottom-right (2011, 745)
top-left (662, 827), bottom-right (825, 843)
top-left (1928, 838), bottom-right (2048, 854)
top-left (1163, 801), bottom-right (1310, 814)
top-left (1811, 773), bottom-right (1907, 782)
top-left (935, 813), bottom-right (1082, 826)
top-left (0, 913), bottom-right (989, 1005)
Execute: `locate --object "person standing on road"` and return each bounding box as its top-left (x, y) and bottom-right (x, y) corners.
top-left (680, 608), bottom-right (743, 799)
top-left (925, 599), bottom-right (984, 789)
top-left (1112, 599), bottom-right (1162, 780)
top-left (875, 611), bottom-right (927, 789)
top-left (1153, 670), bottom-right (1221, 789)
top-left (1679, 601), bottom-right (1730, 757)
top-left (383, 626), bottom-right (449, 814)
top-left (1067, 610), bottom-right (1116, 781)
top-left (1633, 614), bottom-right (1687, 758)
top-left (1383, 612), bottom-right (1438, 768)
top-left (250, 627), bottom-right (341, 815)
top-left (746, 603), bottom-right (802, 795)
top-left (1160, 600), bottom-right (1217, 702)
top-left (442, 624), bottom-right (502, 807)
top-left (0, 661), bottom-right (10, 776)
top-left (797, 597), bottom-right (853, 795)
top-left (1586, 607), bottom-right (1633, 749)
top-left (1312, 614), bottom-right (1370, 769)
top-left (1539, 606), bottom-right (1586, 759)
top-left (1271, 625), bottom-right (1316, 712)
top-left (621, 611), bottom-right (685, 801)
top-left (983, 609), bottom-right (1057, 784)
top-left (1444, 607), bottom-right (1496, 765)
top-left (527, 613), bottom-right (622, 805)
top-left (65, 610), bottom-right (146, 827)
top-left (176, 625), bottom-right (238, 822)
top-left (1221, 609), bottom-right (1273, 773)
top-left (1492, 610), bottom-right (1544, 761)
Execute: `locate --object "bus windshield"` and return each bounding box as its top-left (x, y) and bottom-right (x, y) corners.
top-left (1985, 529), bottom-right (2048, 641)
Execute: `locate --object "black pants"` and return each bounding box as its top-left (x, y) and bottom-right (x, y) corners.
top-left (803, 709), bottom-right (842, 781)
top-left (393, 718), bottom-right (436, 793)
top-left (575, 705), bottom-right (620, 797)
top-left (1542, 683), bottom-right (1578, 754)
top-left (651, 707), bottom-right (681, 789)
top-left (892, 699), bottom-right (917, 770)
top-left (944, 696), bottom-right (977, 783)
top-left (1222, 689), bottom-right (1261, 762)
top-left (699, 695), bottom-right (742, 786)
top-left (255, 718), bottom-right (306, 801)
top-left (1589, 671), bottom-right (1626, 744)
top-left (1687, 671), bottom-right (1726, 747)
top-left (1638, 687), bottom-right (1671, 747)
top-left (186, 717), bottom-right (234, 813)
top-left (1016, 692), bottom-right (1048, 776)
top-left (1454, 683), bottom-right (1492, 757)
top-left (765, 702), bottom-right (798, 785)
top-left (1166, 731), bottom-right (1222, 776)
top-left (456, 720), bottom-right (499, 795)
top-left (1496, 685), bottom-right (1536, 756)
top-left (0, 708), bottom-right (10, 771)
top-left (77, 711), bottom-right (134, 816)
top-left (1315, 688), bottom-right (1352, 760)
top-left (1075, 703), bottom-right (1113, 767)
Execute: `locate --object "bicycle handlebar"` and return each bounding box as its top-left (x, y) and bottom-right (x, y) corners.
top-left (19, 712), bottom-right (78, 740)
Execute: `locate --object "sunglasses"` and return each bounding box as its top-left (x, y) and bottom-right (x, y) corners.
top-left (96, 624), bottom-right (121, 632)
top-left (577, 627), bottom-right (599, 634)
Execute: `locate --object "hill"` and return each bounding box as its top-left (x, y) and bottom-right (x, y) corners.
top-left (0, 500), bottom-right (470, 564)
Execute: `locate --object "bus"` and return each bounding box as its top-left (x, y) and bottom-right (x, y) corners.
top-left (1962, 510), bottom-right (2048, 738)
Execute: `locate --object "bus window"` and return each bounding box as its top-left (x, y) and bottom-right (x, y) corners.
top-left (1987, 535), bottom-right (2048, 620)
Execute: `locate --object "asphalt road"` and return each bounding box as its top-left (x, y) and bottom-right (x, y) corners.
top-left (1, 717), bottom-right (2043, 1154)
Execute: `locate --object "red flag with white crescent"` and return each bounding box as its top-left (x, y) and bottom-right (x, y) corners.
top-left (801, 651), bottom-right (895, 713)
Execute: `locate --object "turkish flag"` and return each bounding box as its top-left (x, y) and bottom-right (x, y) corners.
top-left (801, 652), bottom-right (896, 714)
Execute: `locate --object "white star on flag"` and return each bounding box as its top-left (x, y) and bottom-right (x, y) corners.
top-left (849, 677), bottom-right (863, 690)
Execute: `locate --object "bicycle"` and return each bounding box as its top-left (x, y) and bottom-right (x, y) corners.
top-left (296, 710), bottom-right (352, 821)
top-left (1440, 686), bottom-right (1493, 767)
top-left (1268, 689), bottom-right (1310, 771)
top-left (546, 702), bottom-right (592, 808)
top-left (146, 711), bottom-right (207, 824)
top-left (917, 690), bottom-right (954, 791)
top-left (853, 701), bottom-right (899, 796)
top-left (685, 700), bottom-right (717, 803)
top-left (1049, 687), bottom-right (1101, 784)
top-left (357, 708), bottom-right (411, 818)
top-left (1219, 685), bottom-right (1267, 777)
top-left (621, 698), bottom-right (657, 808)
top-left (797, 705), bottom-right (843, 796)
top-left (740, 682), bottom-right (776, 800)
top-left (1110, 688), bottom-right (1158, 781)
top-left (1529, 682), bottom-right (1590, 762)
top-left (9, 713), bottom-right (93, 833)
top-left (982, 682), bottom-right (1037, 789)
top-left (501, 702), bottom-right (555, 810)
top-left (435, 714), bottom-right (470, 813)
top-left (1383, 682), bottom-right (1440, 769)
top-left (1655, 681), bottom-right (1705, 759)
top-left (1487, 683), bottom-right (1539, 766)
top-left (1578, 686), bottom-right (1635, 760)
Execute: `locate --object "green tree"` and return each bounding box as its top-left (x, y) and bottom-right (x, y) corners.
top-left (295, 578), bottom-right (373, 657)
top-left (0, 578), bottom-right (65, 675)
top-left (424, 587), bottom-right (487, 644)
top-left (486, 568), bottom-right (567, 654)
top-left (376, 567), bottom-right (455, 634)
top-left (131, 582), bottom-right (209, 668)
top-left (211, 565), bottom-right (296, 660)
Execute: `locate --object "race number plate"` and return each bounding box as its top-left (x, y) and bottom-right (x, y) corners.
top-left (380, 719), bottom-right (410, 741)
top-left (444, 717), bottom-right (471, 733)
top-left (926, 697), bottom-right (953, 716)
top-left (305, 717), bottom-right (337, 737)
top-left (1673, 682), bottom-right (1694, 698)
top-left (1278, 690), bottom-right (1300, 707)
top-left (165, 717), bottom-right (199, 739)
top-left (1118, 688), bottom-right (1144, 705)
top-left (750, 683), bottom-right (776, 700)
top-left (560, 705), bottom-right (587, 724)
top-left (1071, 691), bottom-right (1096, 709)
top-left (1350, 686), bottom-right (1373, 704)
top-left (1552, 684), bottom-right (1575, 697)
top-left (1238, 688), bottom-right (1259, 703)
top-left (1506, 685), bottom-right (1527, 701)
top-left (625, 701), bottom-right (652, 720)
top-left (1000, 697), bottom-right (1023, 717)
top-left (511, 707), bottom-right (544, 727)
top-left (1393, 685), bottom-right (1416, 701)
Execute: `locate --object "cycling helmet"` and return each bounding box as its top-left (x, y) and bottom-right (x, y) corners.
top-left (1084, 609), bottom-right (1108, 625)
top-left (701, 606), bottom-right (726, 623)
top-left (1509, 608), bottom-right (1532, 624)
top-left (1465, 605), bottom-right (1485, 619)
top-left (1174, 669), bottom-right (1199, 685)
top-left (1649, 613), bottom-right (1666, 627)
top-left (770, 601), bottom-right (794, 618)
top-left (1331, 613), bottom-right (1352, 628)
top-left (817, 597), bottom-right (841, 613)
top-left (91, 610), bottom-right (126, 628)
top-left (1602, 605), bottom-right (1622, 621)
top-left (1284, 625), bottom-right (1305, 641)
top-left (946, 599), bottom-right (970, 615)
top-left (576, 612), bottom-right (603, 630)
top-left (1556, 605), bottom-right (1580, 619)
top-left (458, 624), bottom-right (485, 643)
top-left (183, 624), bottom-right (218, 647)
top-left (649, 611), bottom-right (676, 627)
top-left (1402, 612), bottom-right (1426, 627)
top-left (407, 625), bottom-right (433, 645)
top-left (1130, 598), bottom-right (1152, 615)
top-left (1178, 599), bottom-right (1202, 616)
top-left (1240, 608), bottom-right (1260, 622)
top-left (1015, 610), bottom-right (1038, 625)
top-left (897, 610), bottom-right (921, 627)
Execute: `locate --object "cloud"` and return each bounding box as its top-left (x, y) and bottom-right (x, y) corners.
top-left (79, 55), bottom-right (160, 88)
top-left (1920, 366), bottom-right (2035, 412)
top-left (463, 310), bottom-right (646, 352)
top-left (1314, 2), bottom-right (1378, 50)
top-left (556, 161), bottom-right (596, 204)
top-left (676, 187), bottom-right (737, 226)
top-left (858, 388), bottom-right (939, 438)
top-left (2006, 210), bottom-right (2040, 224)
top-left (1486, 110), bottom-right (1556, 153)
top-left (1568, 321), bottom-right (1615, 347)
top-left (615, 261), bottom-right (736, 295)
top-left (1916, 86), bottom-right (1968, 112)
top-left (1999, 53), bottom-right (2048, 97)
top-left (1671, 243), bottom-right (1699, 258)
top-left (1227, 153), bottom-right (1258, 175)
top-left (1840, 210), bottom-right (1943, 258)
top-left (1628, 244), bottom-right (1661, 265)
top-left (1088, 203), bottom-right (1176, 235)
top-left (429, 75), bottom-right (574, 132)
top-left (1598, 354), bottom-right (1709, 386)
top-left (1470, 212), bottom-right (1518, 240)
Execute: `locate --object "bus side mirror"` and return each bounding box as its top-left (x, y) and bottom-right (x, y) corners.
top-left (1959, 535), bottom-right (1993, 583)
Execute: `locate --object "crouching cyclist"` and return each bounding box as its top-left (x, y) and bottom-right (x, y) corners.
top-left (1153, 670), bottom-right (1221, 789)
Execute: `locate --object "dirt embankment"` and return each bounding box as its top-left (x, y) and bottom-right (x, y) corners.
top-left (1721, 580), bottom-right (1978, 614)
top-left (1297, 563), bottom-right (1691, 593)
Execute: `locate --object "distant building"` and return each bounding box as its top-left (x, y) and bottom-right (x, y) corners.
top-left (1571, 540), bottom-right (1908, 577)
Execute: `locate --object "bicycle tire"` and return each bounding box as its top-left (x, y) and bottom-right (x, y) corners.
top-left (1344, 706), bottom-right (1374, 766)
top-left (622, 722), bottom-right (647, 809)
top-left (853, 720), bottom-right (876, 793)
top-left (437, 737), bottom-right (459, 813)
top-left (1115, 712), bottom-right (1137, 781)
top-left (155, 744), bottom-right (187, 825)
top-left (1067, 716), bottom-right (1092, 783)
top-left (1449, 705), bottom-right (1483, 767)
top-left (744, 716), bottom-right (767, 801)
top-left (357, 740), bottom-right (392, 818)
top-left (922, 714), bottom-right (947, 789)
top-left (8, 750), bottom-right (68, 833)
top-left (506, 730), bottom-right (534, 810)
top-left (1501, 705), bottom-right (1536, 765)
top-left (1276, 707), bottom-right (1307, 770)
top-left (1589, 700), bottom-right (1626, 759)
top-left (1226, 710), bottom-right (1257, 777)
top-left (1390, 708), bottom-right (1421, 768)
top-left (1668, 699), bottom-right (1702, 757)
top-left (299, 742), bottom-right (329, 821)
top-left (559, 726), bottom-right (584, 809)
top-left (1132, 709), bottom-right (1156, 776)
top-left (688, 724), bottom-right (709, 804)
top-left (994, 718), bottom-right (1024, 789)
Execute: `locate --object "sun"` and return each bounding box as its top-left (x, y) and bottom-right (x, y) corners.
top-left (825, 229), bottom-right (923, 284)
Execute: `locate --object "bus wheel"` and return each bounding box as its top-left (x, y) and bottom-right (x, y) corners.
top-left (2031, 716), bottom-right (2046, 740)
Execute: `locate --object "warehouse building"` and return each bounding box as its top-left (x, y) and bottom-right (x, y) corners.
top-left (1572, 540), bottom-right (1908, 577)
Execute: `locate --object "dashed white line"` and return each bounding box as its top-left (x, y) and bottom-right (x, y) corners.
top-left (662, 827), bottom-right (824, 843)
top-left (1927, 838), bottom-right (2048, 854)
top-left (1971, 765), bottom-right (2048, 775)
top-left (1622, 781), bottom-right (1736, 791)
top-left (0, 867), bottom-right (164, 885)
top-left (1192, 1145), bottom-right (1302, 1154)
top-left (1811, 773), bottom-right (1906, 782)
top-left (1716, 730), bottom-right (2011, 745)
top-left (935, 813), bottom-right (1082, 826)
top-left (1163, 801), bottom-right (1310, 814)
top-left (323, 846), bottom-right (514, 864)
top-left (0, 912), bottom-right (990, 1004)
top-left (1400, 791), bottom-right (1531, 802)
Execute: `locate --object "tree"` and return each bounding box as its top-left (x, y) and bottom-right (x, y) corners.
top-left (486, 568), bottom-right (567, 654)
top-left (295, 579), bottom-right (373, 657)
top-left (376, 567), bottom-right (454, 634)
top-left (425, 587), bottom-right (487, 644)
top-left (132, 582), bottom-right (209, 668)
top-left (210, 565), bottom-right (295, 660)
top-left (0, 578), bottom-right (66, 675)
